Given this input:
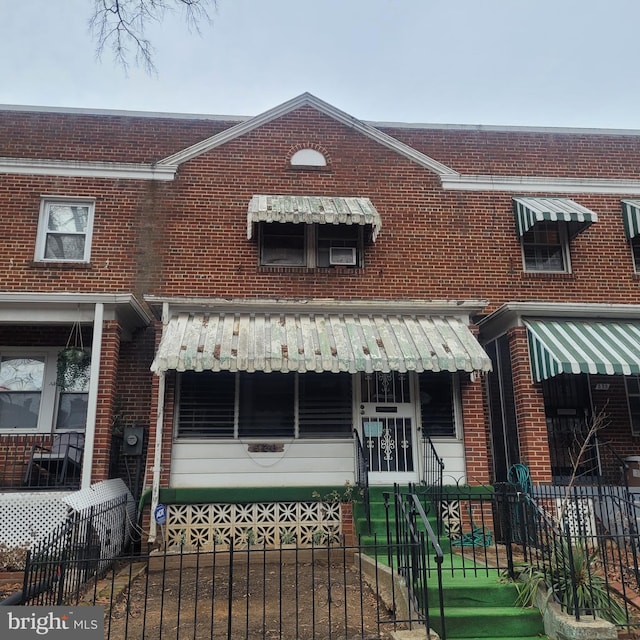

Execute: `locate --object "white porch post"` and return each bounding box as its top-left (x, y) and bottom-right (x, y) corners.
top-left (149, 301), bottom-right (169, 544)
top-left (81, 302), bottom-right (104, 489)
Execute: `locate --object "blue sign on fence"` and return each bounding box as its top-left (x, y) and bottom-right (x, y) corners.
top-left (154, 503), bottom-right (167, 525)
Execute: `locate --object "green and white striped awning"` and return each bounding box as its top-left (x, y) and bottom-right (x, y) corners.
top-left (525, 319), bottom-right (640, 382)
top-left (151, 312), bottom-right (492, 375)
top-left (513, 197), bottom-right (598, 237)
top-left (622, 200), bottom-right (640, 239)
top-left (247, 195), bottom-right (382, 241)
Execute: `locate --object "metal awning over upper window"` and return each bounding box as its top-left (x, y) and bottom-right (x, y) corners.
top-left (525, 318), bottom-right (640, 382)
top-left (513, 197), bottom-right (598, 238)
top-left (622, 200), bottom-right (640, 239)
top-left (247, 195), bottom-right (382, 241)
top-left (151, 312), bottom-right (492, 375)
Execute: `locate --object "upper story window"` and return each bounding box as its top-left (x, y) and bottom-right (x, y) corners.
top-left (248, 195), bottom-right (381, 269)
top-left (513, 197), bottom-right (597, 274)
top-left (522, 221), bottom-right (570, 272)
top-left (631, 238), bottom-right (640, 273)
top-left (621, 200), bottom-right (640, 273)
top-left (259, 222), bottom-right (362, 267)
top-left (290, 148), bottom-right (327, 168)
top-left (35, 198), bottom-right (95, 262)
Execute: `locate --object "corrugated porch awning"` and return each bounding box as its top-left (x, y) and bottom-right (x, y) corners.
top-left (622, 200), bottom-right (640, 239)
top-left (513, 197), bottom-right (598, 238)
top-left (247, 195), bottom-right (382, 241)
top-left (151, 312), bottom-right (492, 374)
top-left (525, 319), bottom-right (640, 382)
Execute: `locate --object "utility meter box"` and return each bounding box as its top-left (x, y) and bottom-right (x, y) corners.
top-left (122, 425), bottom-right (144, 456)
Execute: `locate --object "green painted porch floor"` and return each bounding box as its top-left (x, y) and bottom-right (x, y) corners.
top-left (354, 488), bottom-right (548, 640)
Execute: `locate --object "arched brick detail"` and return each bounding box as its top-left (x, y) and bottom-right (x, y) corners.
top-left (286, 142), bottom-right (332, 168)
top-left (508, 326), bottom-right (552, 483)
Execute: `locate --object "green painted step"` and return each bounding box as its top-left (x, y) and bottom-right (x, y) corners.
top-left (354, 489), bottom-right (546, 640)
top-left (432, 606), bottom-right (544, 639)
top-left (429, 577), bottom-right (519, 608)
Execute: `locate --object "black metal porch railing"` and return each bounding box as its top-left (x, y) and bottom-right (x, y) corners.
top-left (0, 431), bottom-right (84, 490)
top-left (353, 428), bottom-right (371, 533)
top-left (421, 436), bottom-right (444, 535)
top-left (391, 484), bottom-right (445, 639)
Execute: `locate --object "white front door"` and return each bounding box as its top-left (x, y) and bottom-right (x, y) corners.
top-left (359, 372), bottom-right (420, 485)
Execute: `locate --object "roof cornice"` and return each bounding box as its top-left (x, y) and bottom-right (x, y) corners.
top-left (0, 157), bottom-right (176, 181)
top-left (156, 92), bottom-right (459, 177)
top-left (144, 295), bottom-right (488, 319)
top-left (441, 174), bottom-right (640, 194)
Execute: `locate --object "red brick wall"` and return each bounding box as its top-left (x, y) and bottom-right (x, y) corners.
top-left (4, 103), bottom-right (640, 490)
top-left (461, 375), bottom-right (491, 485)
top-left (508, 327), bottom-right (552, 483)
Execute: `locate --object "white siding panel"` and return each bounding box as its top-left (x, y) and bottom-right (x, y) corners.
top-left (170, 441), bottom-right (355, 488)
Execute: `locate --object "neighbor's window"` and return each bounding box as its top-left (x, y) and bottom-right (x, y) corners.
top-left (0, 356), bottom-right (45, 429)
top-left (418, 372), bottom-right (457, 438)
top-left (631, 237), bottom-right (640, 273)
top-left (0, 348), bottom-right (88, 432)
top-left (522, 222), bottom-right (570, 272)
top-left (177, 371), bottom-right (353, 438)
top-left (35, 199), bottom-right (95, 262)
top-left (626, 376), bottom-right (640, 436)
top-left (259, 222), bottom-right (362, 268)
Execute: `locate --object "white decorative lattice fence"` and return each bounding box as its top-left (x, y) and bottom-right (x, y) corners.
top-left (163, 501), bottom-right (343, 549)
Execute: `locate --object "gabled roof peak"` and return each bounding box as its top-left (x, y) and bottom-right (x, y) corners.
top-left (157, 93), bottom-right (459, 177)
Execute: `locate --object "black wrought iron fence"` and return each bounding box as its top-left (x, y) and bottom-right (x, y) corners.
top-left (4, 494), bottom-right (130, 606)
top-left (499, 483), bottom-right (640, 628)
top-left (7, 538), bottom-right (425, 640)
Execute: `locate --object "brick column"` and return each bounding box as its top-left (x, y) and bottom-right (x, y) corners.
top-left (509, 326), bottom-right (552, 483)
top-left (91, 320), bottom-right (121, 483)
top-left (461, 374), bottom-right (491, 485)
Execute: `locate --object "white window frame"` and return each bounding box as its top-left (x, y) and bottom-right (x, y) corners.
top-left (625, 375), bottom-right (640, 436)
top-left (521, 221), bottom-right (571, 273)
top-left (35, 197), bottom-right (95, 263)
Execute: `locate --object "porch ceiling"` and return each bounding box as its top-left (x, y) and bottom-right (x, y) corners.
top-left (150, 312), bottom-right (492, 375)
top-left (525, 318), bottom-right (640, 382)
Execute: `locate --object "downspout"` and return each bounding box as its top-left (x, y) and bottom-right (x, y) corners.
top-left (82, 302), bottom-right (104, 489)
top-left (149, 302), bottom-right (169, 544)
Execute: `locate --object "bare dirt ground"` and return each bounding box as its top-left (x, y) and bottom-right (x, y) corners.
top-left (100, 552), bottom-right (401, 640)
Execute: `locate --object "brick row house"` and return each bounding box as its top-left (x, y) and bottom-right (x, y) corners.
top-left (1, 93), bottom-right (640, 547)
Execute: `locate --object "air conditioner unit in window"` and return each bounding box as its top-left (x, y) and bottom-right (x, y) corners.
top-left (329, 247), bottom-right (357, 266)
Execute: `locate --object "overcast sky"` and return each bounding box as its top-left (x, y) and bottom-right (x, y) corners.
top-left (2, 1), bottom-right (640, 128)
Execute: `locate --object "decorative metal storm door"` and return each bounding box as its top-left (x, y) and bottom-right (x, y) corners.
top-left (360, 372), bottom-right (418, 483)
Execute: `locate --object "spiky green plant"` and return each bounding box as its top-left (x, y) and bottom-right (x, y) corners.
top-left (514, 538), bottom-right (627, 625)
